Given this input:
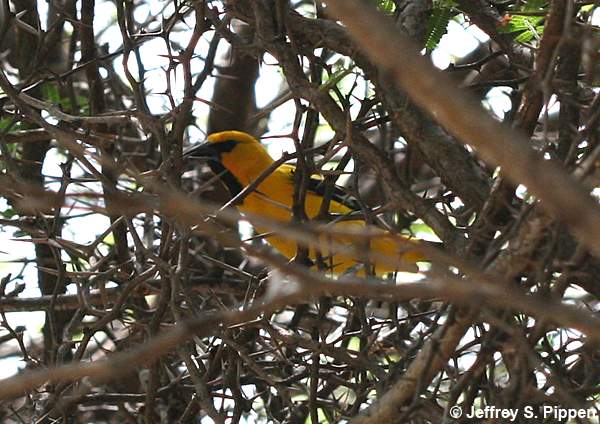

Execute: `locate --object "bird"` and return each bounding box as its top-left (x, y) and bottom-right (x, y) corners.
top-left (185, 130), bottom-right (435, 274)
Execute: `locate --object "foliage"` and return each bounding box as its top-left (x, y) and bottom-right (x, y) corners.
top-left (374, 0), bottom-right (396, 14)
top-left (498, 0), bottom-right (548, 43)
top-left (425, 0), bottom-right (458, 52)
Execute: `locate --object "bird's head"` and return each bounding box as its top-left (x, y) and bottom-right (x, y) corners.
top-left (184, 130), bottom-right (259, 159)
top-left (185, 130), bottom-right (274, 190)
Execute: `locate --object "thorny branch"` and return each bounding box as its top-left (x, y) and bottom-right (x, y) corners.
top-left (0, 1), bottom-right (600, 423)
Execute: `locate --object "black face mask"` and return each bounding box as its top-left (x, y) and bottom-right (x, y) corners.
top-left (184, 140), bottom-right (244, 197)
top-left (183, 140), bottom-right (239, 160)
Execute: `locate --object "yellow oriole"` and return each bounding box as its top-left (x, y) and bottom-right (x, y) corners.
top-left (186, 130), bottom-right (432, 274)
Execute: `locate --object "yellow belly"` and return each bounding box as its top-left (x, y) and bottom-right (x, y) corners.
top-left (239, 190), bottom-right (422, 274)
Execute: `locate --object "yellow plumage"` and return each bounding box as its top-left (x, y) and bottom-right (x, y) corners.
top-left (188, 130), bottom-right (430, 274)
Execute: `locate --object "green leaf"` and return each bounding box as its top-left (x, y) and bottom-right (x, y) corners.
top-left (41, 82), bottom-right (80, 110)
top-left (498, 14), bottom-right (544, 43)
top-left (41, 83), bottom-right (61, 104)
top-left (369, 0), bottom-right (395, 14)
top-left (410, 222), bottom-right (435, 236)
top-left (425, 1), bottom-right (457, 52)
top-left (0, 117), bottom-right (12, 131)
top-left (320, 66), bottom-right (353, 92)
top-left (377, 0), bottom-right (395, 14)
top-left (0, 117), bottom-right (21, 133)
top-left (1, 207), bottom-right (16, 219)
top-left (514, 25), bottom-right (544, 43)
top-left (580, 4), bottom-right (595, 13)
top-left (13, 229), bottom-right (27, 238)
top-left (497, 0), bottom-right (548, 43)
top-left (103, 233), bottom-right (115, 246)
top-left (347, 336), bottom-right (361, 351)
top-left (498, 15), bottom-right (544, 33)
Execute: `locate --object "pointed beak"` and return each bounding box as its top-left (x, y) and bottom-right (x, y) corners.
top-left (183, 141), bottom-right (218, 160)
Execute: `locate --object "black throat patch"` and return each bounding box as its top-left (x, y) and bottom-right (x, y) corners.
top-left (207, 160), bottom-right (244, 200)
top-left (209, 140), bottom-right (244, 198)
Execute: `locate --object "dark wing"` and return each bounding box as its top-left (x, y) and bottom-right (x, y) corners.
top-left (283, 164), bottom-right (360, 212)
top-left (307, 177), bottom-right (361, 212)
